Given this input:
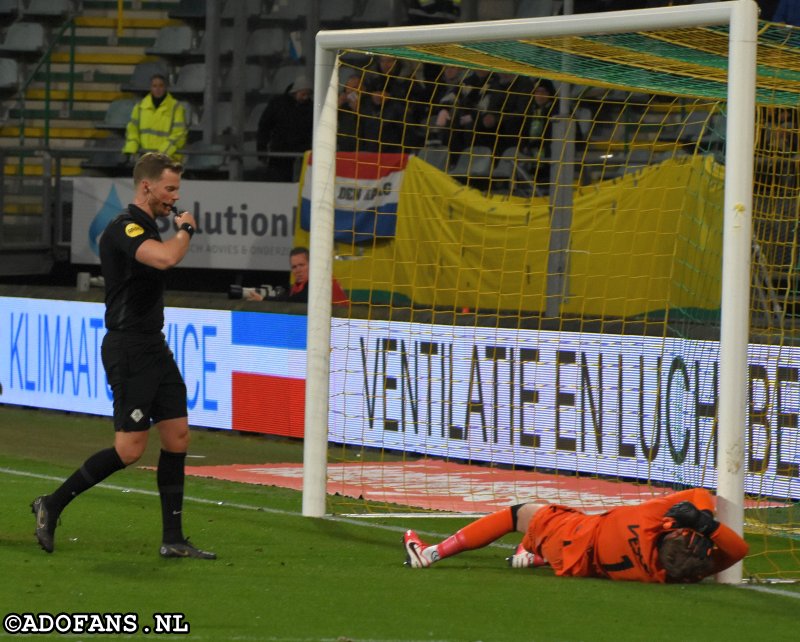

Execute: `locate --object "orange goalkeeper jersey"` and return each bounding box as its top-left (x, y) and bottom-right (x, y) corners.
top-left (522, 488), bottom-right (749, 583)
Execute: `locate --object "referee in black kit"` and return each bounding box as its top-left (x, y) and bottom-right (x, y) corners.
top-left (31, 152), bottom-right (215, 560)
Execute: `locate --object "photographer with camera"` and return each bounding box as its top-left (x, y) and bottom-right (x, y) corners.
top-left (231, 246), bottom-right (349, 306)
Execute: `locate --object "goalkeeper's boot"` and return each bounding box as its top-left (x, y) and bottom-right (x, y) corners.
top-left (160, 538), bottom-right (217, 560)
top-left (506, 543), bottom-right (547, 569)
top-left (31, 495), bottom-right (57, 553)
top-left (403, 530), bottom-right (433, 568)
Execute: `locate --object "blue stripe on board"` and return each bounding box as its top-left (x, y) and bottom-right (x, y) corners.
top-left (231, 311), bottom-right (307, 349)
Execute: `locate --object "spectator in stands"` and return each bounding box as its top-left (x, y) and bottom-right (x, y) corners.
top-left (123, 74), bottom-right (187, 162)
top-left (246, 246), bottom-right (349, 305)
top-left (337, 72), bottom-right (363, 152)
top-left (447, 68), bottom-right (492, 155)
top-left (256, 73), bottom-right (314, 182)
top-left (491, 73), bottom-right (535, 155)
top-left (520, 79), bottom-right (557, 185)
top-left (357, 61), bottom-right (407, 153)
top-left (773, 0), bottom-right (800, 27)
top-left (352, 56), bottom-right (411, 152)
top-left (424, 65), bottom-right (465, 148)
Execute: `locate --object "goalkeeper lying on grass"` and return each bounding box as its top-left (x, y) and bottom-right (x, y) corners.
top-left (403, 488), bottom-right (748, 583)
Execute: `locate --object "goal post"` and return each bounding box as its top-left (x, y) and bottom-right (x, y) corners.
top-left (303, 1), bottom-right (759, 585)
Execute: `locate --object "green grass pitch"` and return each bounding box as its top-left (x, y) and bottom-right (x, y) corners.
top-left (1, 406), bottom-right (798, 641)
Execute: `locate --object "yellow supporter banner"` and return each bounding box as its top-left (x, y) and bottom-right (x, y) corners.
top-left (297, 153), bottom-right (724, 318)
top-left (328, 155), bottom-right (552, 312)
top-left (563, 154), bottom-right (724, 318)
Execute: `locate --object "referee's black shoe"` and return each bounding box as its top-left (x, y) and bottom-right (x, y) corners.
top-left (31, 495), bottom-right (56, 553)
top-left (159, 539), bottom-right (216, 560)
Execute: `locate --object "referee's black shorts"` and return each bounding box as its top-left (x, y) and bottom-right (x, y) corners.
top-left (101, 331), bottom-right (188, 432)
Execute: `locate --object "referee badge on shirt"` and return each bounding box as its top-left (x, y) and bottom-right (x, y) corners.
top-left (125, 223), bottom-right (145, 238)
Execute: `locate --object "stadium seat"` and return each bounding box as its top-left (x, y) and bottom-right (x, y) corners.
top-left (191, 101), bottom-right (234, 137)
top-left (24, 0), bottom-right (71, 20)
top-left (352, 0), bottom-right (392, 26)
top-left (183, 141), bottom-right (227, 177)
top-left (171, 63), bottom-right (207, 96)
top-left (417, 145), bottom-right (449, 172)
top-left (241, 138), bottom-right (263, 179)
top-left (449, 146), bottom-right (493, 179)
top-left (244, 101), bottom-right (269, 138)
top-left (265, 0), bottom-right (308, 23)
top-left (95, 98), bottom-right (137, 132)
top-left (80, 135), bottom-right (129, 176)
top-left (121, 61), bottom-right (169, 93)
top-left (266, 64), bottom-right (304, 95)
top-left (0, 0), bottom-right (17, 24)
top-left (515, 0), bottom-right (563, 18)
top-left (0, 56), bottom-right (17, 95)
top-left (168, 0), bottom-right (206, 22)
top-left (192, 26), bottom-right (235, 57)
top-left (145, 25), bottom-right (194, 58)
top-left (0, 22), bottom-right (45, 58)
top-left (221, 0), bottom-right (265, 20)
top-left (222, 64), bottom-right (263, 95)
top-left (245, 27), bottom-right (286, 60)
top-left (321, 0), bottom-right (357, 26)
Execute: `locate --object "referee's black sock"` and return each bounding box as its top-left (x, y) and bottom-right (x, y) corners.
top-left (157, 449), bottom-right (186, 544)
top-left (48, 447), bottom-right (126, 520)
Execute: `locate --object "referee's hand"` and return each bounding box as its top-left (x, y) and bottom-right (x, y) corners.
top-left (174, 210), bottom-right (196, 229)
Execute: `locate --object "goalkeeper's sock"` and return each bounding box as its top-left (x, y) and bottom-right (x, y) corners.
top-left (431, 507), bottom-right (515, 561)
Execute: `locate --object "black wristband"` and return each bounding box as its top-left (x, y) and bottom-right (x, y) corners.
top-left (179, 222), bottom-right (195, 238)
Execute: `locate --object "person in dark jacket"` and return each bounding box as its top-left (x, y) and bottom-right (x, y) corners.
top-left (256, 73), bottom-right (313, 181)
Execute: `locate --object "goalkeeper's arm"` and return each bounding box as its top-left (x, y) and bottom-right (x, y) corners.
top-left (663, 491), bottom-right (749, 573)
top-left (708, 522), bottom-right (749, 574)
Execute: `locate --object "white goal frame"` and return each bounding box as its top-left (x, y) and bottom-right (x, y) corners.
top-left (302, 0), bottom-right (758, 585)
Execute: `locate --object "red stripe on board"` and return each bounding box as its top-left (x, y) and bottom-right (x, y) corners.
top-left (231, 372), bottom-right (305, 438)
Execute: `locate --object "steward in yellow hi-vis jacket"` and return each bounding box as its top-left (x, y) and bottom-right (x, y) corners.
top-left (123, 74), bottom-right (187, 161)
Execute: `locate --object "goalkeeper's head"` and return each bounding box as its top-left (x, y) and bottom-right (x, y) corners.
top-left (658, 528), bottom-right (715, 583)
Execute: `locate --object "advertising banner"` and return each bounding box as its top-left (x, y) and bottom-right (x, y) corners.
top-left (70, 178), bottom-right (298, 270)
top-left (0, 297), bottom-right (306, 438)
top-left (329, 318), bottom-right (800, 500)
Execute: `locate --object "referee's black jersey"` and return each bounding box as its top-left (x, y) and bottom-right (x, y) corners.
top-left (99, 205), bottom-right (166, 333)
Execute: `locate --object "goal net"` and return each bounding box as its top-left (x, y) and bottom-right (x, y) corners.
top-left (301, 2), bottom-right (800, 582)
